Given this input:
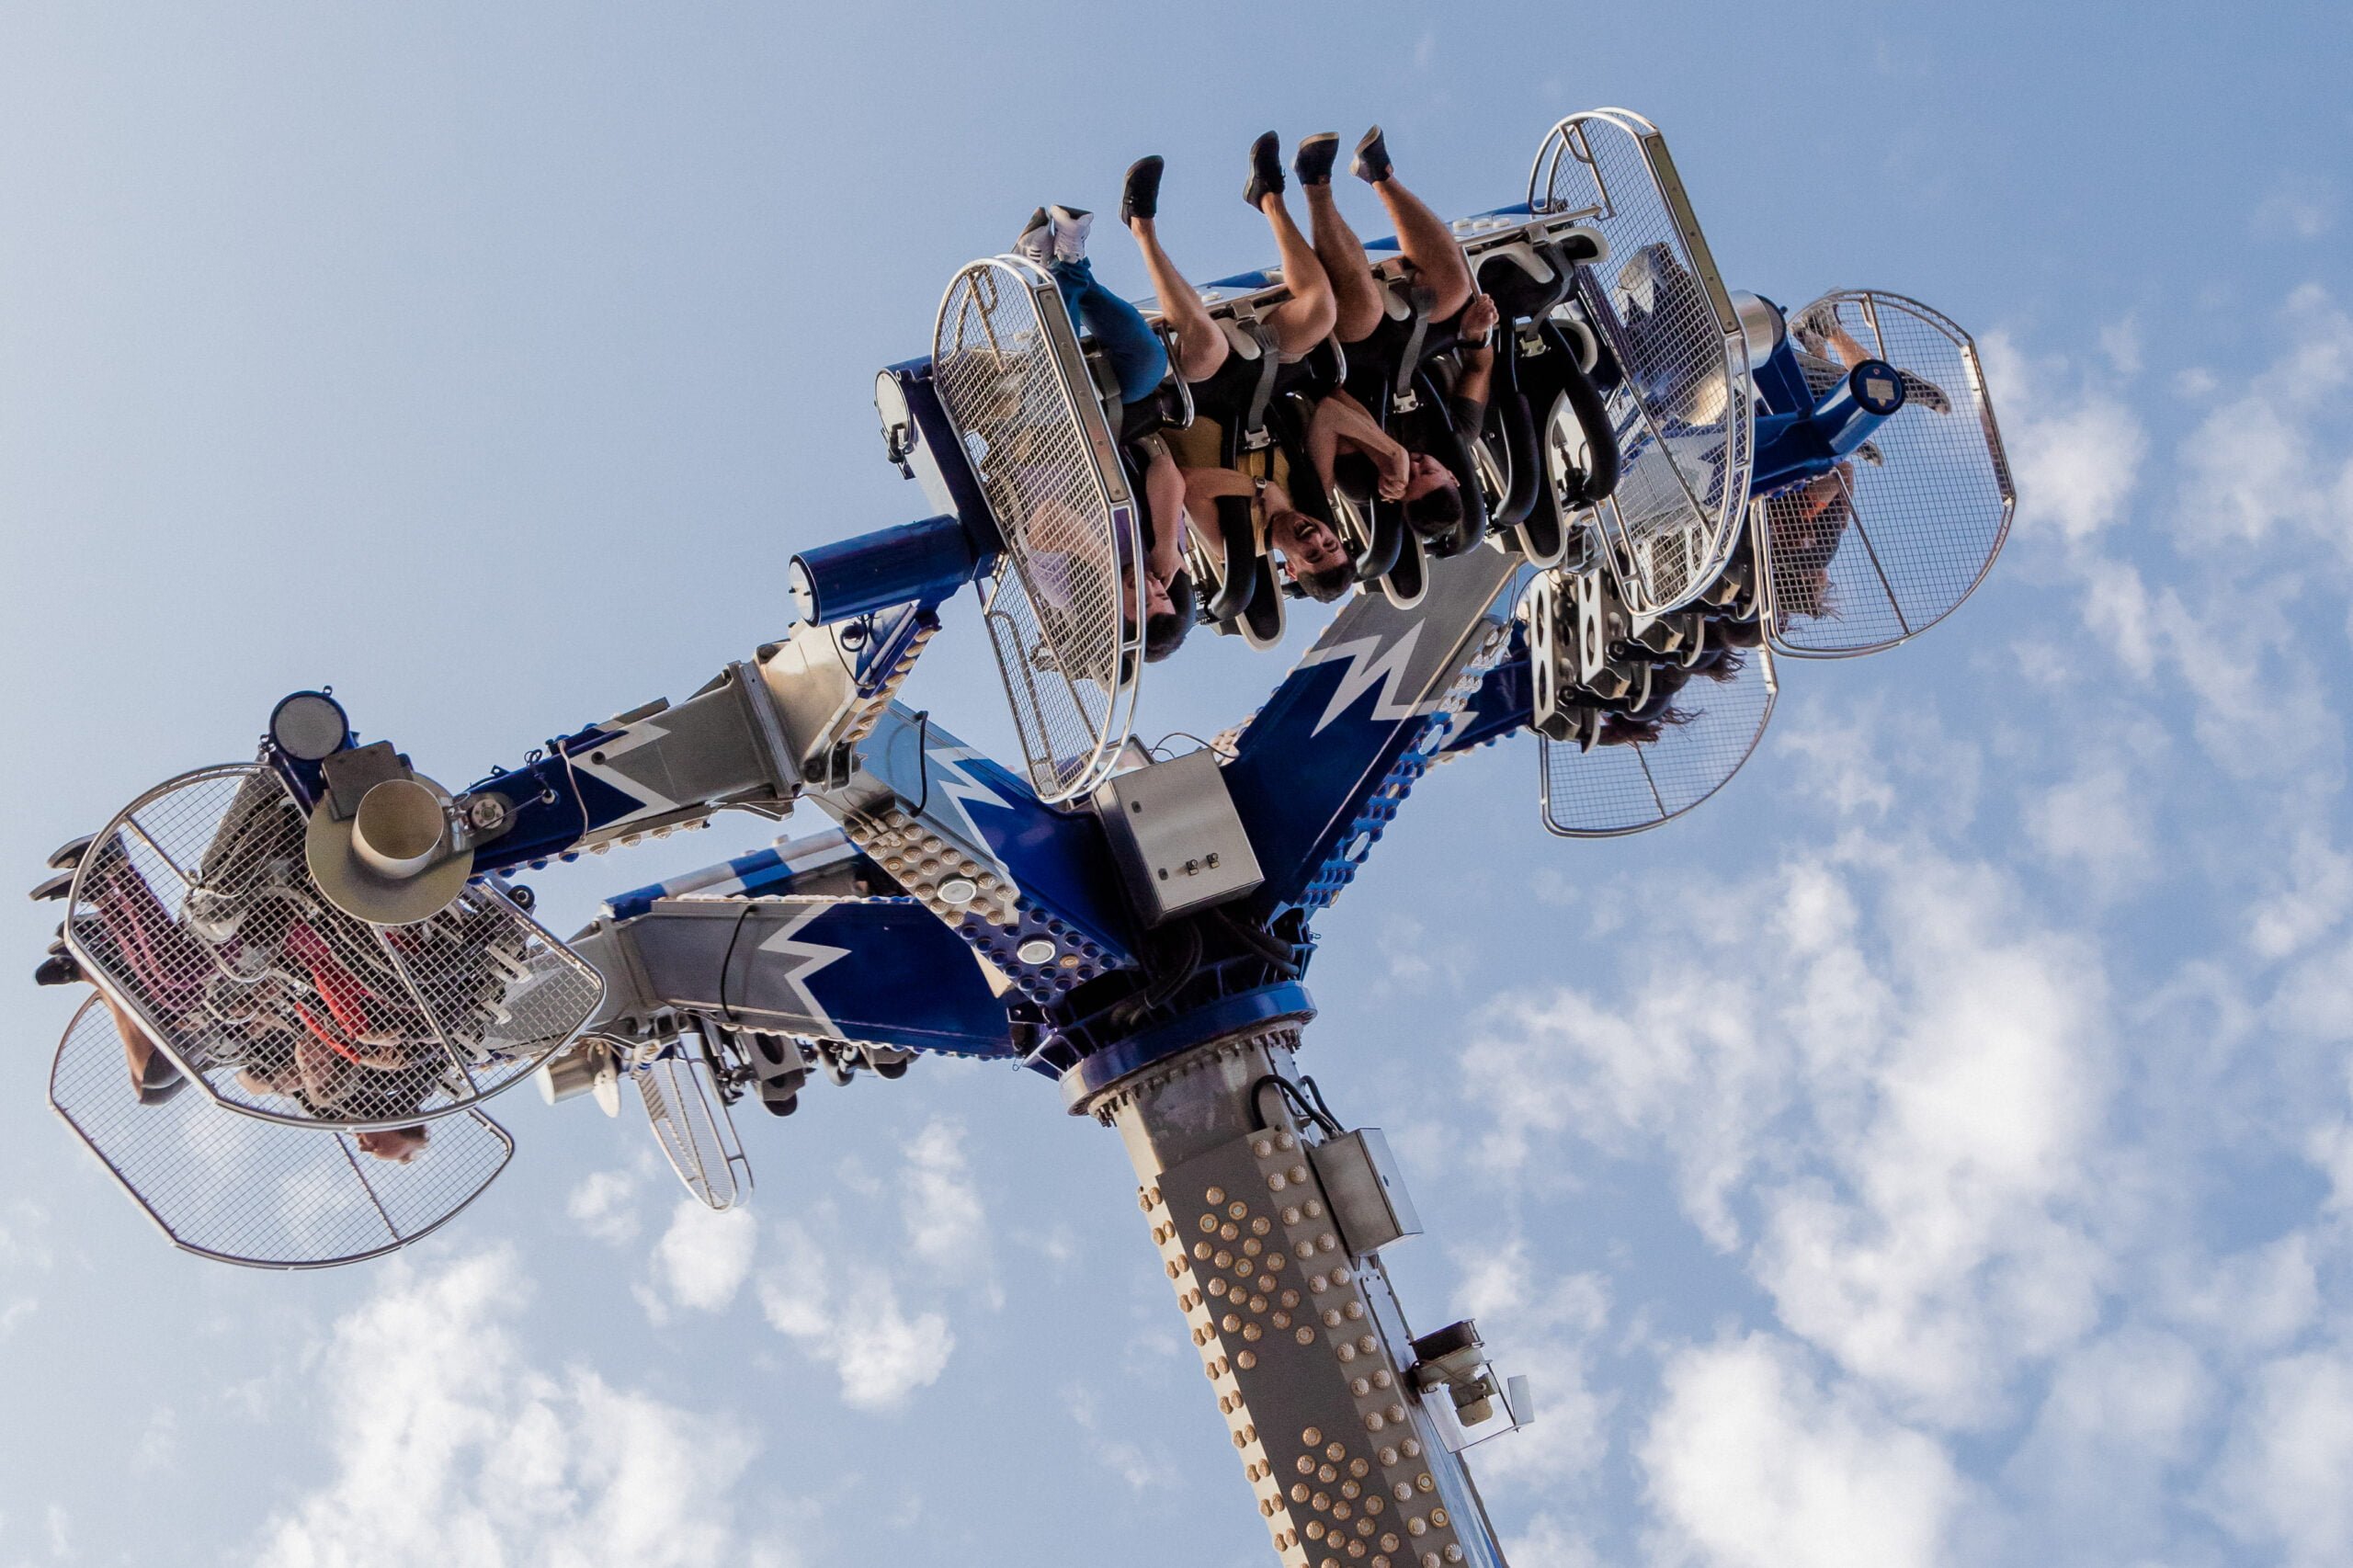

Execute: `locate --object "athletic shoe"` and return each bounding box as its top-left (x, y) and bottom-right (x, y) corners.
top-left (1121, 156), bottom-right (1165, 225)
top-left (1897, 368), bottom-right (1952, 415)
top-left (1351, 125), bottom-right (1392, 184)
top-left (34, 951), bottom-right (81, 987)
top-left (46, 833), bottom-right (94, 871)
top-left (1049, 204), bottom-right (1094, 264)
top-left (29, 870), bottom-right (70, 903)
top-left (1015, 207), bottom-right (1053, 266)
top-left (1244, 131), bottom-right (1284, 208)
top-left (1294, 132), bottom-right (1340, 186)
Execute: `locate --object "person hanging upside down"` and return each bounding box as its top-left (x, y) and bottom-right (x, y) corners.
top-left (1115, 136), bottom-right (1357, 603)
top-left (1297, 126), bottom-right (1500, 540)
top-left (1015, 204), bottom-right (1199, 661)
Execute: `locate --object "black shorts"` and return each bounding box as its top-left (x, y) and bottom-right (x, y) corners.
top-left (1343, 301), bottom-right (1467, 403)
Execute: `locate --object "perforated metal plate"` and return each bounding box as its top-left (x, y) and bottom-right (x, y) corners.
top-left (933, 256), bottom-right (1143, 802)
top-left (1760, 290), bottom-right (2014, 656)
top-left (50, 995), bottom-right (512, 1268)
top-left (1539, 643), bottom-right (1777, 836)
top-left (63, 765), bottom-right (603, 1132)
top-left (635, 1038), bottom-right (752, 1211)
top-left (1529, 110), bottom-right (1753, 616)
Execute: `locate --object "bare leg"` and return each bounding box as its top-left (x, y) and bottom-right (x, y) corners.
top-left (1254, 192), bottom-right (1337, 355)
top-left (1372, 176), bottom-right (1474, 320)
top-left (1305, 184), bottom-right (1385, 344)
top-left (101, 991), bottom-right (159, 1096)
top-left (1127, 219), bottom-right (1228, 383)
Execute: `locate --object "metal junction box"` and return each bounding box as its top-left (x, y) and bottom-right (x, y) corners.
top-left (1309, 1128), bottom-right (1422, 1258)
top-left (1091, 749), bottom-right (1264, 926)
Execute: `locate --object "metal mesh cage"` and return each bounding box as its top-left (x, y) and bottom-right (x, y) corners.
top-left (63, 765), bottom-right (603, 1132)
top-left (1760, 290), bottom-right (2014, 656)
top-left (50, 996), bottom-right (512, 1268)
top-left (1529, 110), bottom-right (1753, 616)
top-left (1538, 643), bottom-right (1777, 836)
top-left (635, 1040), bottom-right (752, 1211)
top-left (932, 256), bottom-right (1143, 802)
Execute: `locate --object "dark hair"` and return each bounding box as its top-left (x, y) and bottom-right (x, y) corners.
top-left (1296, 563), bottom-right (1353, 604)
top-left (1597, 707), bottom-right (1693, 748)
top-left (1697, 646), bottom-right (1746, 683)
top-left (1404, 483), bottom-right (1462, 539)
top-left (1143, 573), bottom-right (1199, 662)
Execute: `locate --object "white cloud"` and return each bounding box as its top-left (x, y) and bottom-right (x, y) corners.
top-left (568, 1168), bottom-right (645, 1246)
top-left (2023, 762), bottom-right (2154, 895)
top-left (2004, 1327), bottom-right (2211, 1560)
top-left (756, 1222), bottom-right (953, 1412)
top-left (2209, 1346), bottom-right (2353, 1567)
top-left (1464, 840), bottom-right (2112, 1429)
top-left (250, 1247), bottom-right (798, 1568)
top-left (901, 1118), bottom-right (989, 1282)
top-left (650, 1200), bottom-right (757, 1314)
top-left (1641, 1335), bottom-right (1966, 1568)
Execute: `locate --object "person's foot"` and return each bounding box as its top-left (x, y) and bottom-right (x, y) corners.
top-left (1294, 132), bottom-right (1340, 187)
top-left (34, 951), bottom-right (81, 987)
top-left (1896, 368), bottom-right (1952, 415)
top-left (46, 833), bottom-right (95, 871)
top-left (1351, 125), bottom-right (1392, 185)
top-left (29, 870), bottom-right (71, 903)
top-left (1244, 131), bottom-right (1284, 209)
top-left (1048, 204), bottom-right (1093, 264)
top-left (1120, 156), bottom-right (1164, 225)
top-left (1015, 207), bottom-right (1053, 266)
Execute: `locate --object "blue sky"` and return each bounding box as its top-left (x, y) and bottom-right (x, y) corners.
top-left (4, 3), bottom-right (2351, 1564)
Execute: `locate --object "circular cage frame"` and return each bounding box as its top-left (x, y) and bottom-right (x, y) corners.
top-left (49, 995), bottom-right (516, 1269)
top-left (1537, 642), bottom-right (1779, 837)
top-left (63, 763), bottom-right (604, 1134)
top-left (1755, 289), bottom-right (2016, 659)
top-left (931, 255), bottom-right (1145, 805)
top-left (1529, 108), bottom-right (1755, 619)
top-left (631, 1032), bottom-right (755, 1213)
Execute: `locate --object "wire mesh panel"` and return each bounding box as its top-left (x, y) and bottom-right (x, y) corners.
top-left (1760, 290), bottom-right (2015, 656)
top-left (63, 765), bottom-right (603, 1132)
top-left (635, 1040), bottom-right (752, 1211)
top-left (1529, 110), bottom-right (1753, 616)
top-left (933, 256), bottom-right (1143, 803)
top-left (1538, 644), bottom-right (1777, 836)
top-left (50, 996), bottom-right (512, 1268)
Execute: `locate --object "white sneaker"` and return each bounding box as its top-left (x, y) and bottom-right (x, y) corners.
top-left (1049, 205), bottom-right (1094, 264)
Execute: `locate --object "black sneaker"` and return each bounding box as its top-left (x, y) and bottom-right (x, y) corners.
top-left (1351, 125), bottom-right (1392, 185)
top-left (1244, 131), bottom-right (1284, 209)
top-left (46, 833), bottom-right (95, 871)
top-left (1121, 156), bottom-right (1164, 225)
top-left (1294, 132), bottom-right (1340, 187)
top-left (1015, 207), bottom-right (1053, 266)
top-left (34, 951), bottom-right (82, 987)
top-left (29, 870), bottom-right (71, 903)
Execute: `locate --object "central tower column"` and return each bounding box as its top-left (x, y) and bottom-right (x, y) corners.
top-left (1075, 1022), bottom-right (1510, 1568)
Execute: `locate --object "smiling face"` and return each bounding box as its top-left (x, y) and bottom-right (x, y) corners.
top-left (1270, 510), bottom-right (1347, 578)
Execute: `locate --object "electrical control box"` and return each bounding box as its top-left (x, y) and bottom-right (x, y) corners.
top-left (1090, 749), bottom-right (1264, 926)
top-left (1309, 1127), bottom-right (1423, 1258)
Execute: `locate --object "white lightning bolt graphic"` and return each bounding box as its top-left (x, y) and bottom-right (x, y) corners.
top-left (756, 903), bottom-right (851, 1039)
top-left (920, 744), bottom-right (1013, 854)
top-left (1299, 623), bottom-right (1432, 736)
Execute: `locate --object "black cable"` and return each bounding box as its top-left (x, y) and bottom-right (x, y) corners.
top-left (911, 710), bottom-right (932, 817)
top-left (716, 901), bottom-right (756, 1024)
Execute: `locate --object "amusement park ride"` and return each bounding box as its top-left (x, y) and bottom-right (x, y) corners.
top-left (36, 112), bottom-right (2010, 1567)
